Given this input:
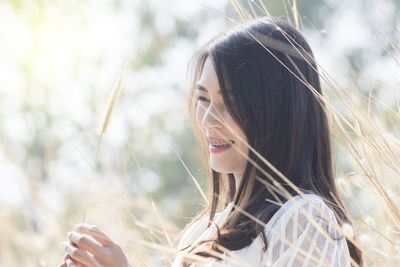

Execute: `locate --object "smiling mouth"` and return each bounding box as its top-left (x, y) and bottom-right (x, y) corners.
top-left (209, 140), bottom-right (235, 154)
top-left (210, 140), bottom-right (234, 147)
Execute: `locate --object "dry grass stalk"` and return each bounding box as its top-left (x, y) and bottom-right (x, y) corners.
top-left (162, 134), bottom-right (209, 204)
top-left (291, 0), bottom-right (299, 30)
top-left (82, 67), bottom-right (126, 223)
top-left (100, 68), bottom-right (127, 135)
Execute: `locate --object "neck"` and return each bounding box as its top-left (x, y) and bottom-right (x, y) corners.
top-left (233, 172), bottom-right (243, 195)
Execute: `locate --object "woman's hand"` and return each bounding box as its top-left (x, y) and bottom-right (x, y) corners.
top-left (58, 223), bottom-right (131, 267)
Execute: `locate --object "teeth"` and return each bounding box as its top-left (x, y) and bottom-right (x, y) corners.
top-left (211, 140), bottom-right (233, 147)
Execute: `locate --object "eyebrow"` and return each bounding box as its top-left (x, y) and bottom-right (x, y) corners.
top-left (195, 84), bottom-right (222, 95)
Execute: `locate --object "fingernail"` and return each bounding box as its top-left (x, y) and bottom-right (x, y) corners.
top-left (67, 232), bottom-right (72, 238)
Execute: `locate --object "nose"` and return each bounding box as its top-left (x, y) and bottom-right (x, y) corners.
top-left (201, 104), bottom-right (224, 129)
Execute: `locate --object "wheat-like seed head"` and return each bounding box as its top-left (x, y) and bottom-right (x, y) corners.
top-left (99, 68), bottom-right (127, 135)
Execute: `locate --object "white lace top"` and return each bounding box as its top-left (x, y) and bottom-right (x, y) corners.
top-left (172, 194), bottom-right (351, 266)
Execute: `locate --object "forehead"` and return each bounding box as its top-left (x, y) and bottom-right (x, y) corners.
top-left (196, 57), bottom-right (220, 94)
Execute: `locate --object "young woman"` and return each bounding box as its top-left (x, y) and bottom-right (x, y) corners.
top-left (59, 17), bottom-right (363, 266)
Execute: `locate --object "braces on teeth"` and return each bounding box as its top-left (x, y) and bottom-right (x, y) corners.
top-left (211, 140), bottom-right (234, 147)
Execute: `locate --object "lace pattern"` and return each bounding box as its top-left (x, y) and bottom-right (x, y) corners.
top-left (172, 194), bottom-right (351, 267)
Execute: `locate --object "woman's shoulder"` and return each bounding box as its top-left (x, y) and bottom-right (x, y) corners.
top-left (266, 193), bottom-right (338, 232)
top-left (177, 215), bottom-right (209, 250)
top-left (257, 194), bottom-right (351, 266)
top-left (177, 205), bottom-right (232, 251)
top-left (227, 194), bottom-right (347, 266)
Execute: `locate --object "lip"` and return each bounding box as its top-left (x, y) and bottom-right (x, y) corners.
top-left (209, 144), bottom-right (232, 153)
top-left (207, 136), bottom-right (234, 153)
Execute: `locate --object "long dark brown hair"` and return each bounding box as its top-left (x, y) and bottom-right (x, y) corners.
top-left (183, 17), bottom-right (362, 266)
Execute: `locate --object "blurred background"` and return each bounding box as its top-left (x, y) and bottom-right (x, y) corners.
top-left (0, 0), bottom-right (399, 266)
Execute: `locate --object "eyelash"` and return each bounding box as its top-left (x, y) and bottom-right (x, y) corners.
top-left (197, 96), bottom-right (209, 102)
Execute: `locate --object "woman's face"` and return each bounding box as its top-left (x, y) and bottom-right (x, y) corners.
top-left (195, 57), bottom-right (249, 178)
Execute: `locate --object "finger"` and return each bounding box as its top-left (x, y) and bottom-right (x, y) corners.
top-left (64, 253), bottom-right (78, 264)
top-left (65, 259), bottom-right (77, 267)
top-left (67, 232), bottom-right (105, 257)
top-left (66, 258), bottom-right (87, 267)
top-left (65, 255), bottom-right (88, 267)
top-left (65, 258), bottom-right (85, 267)
top-left (64, 253), bottom-right (71, 261)
top-left (73, 224), bottom-right (113, 246)
top-left (61, 250), bottom-right (76, 267)
top-left (65, 240), bottom-right (101, 267)
top-left (63, 241), bottom-right (97, 267)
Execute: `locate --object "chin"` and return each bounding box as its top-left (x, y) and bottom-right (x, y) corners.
top-left (210, 163), bottom-right (226, 173)
top-left (210, 162), bottom-right (234, 174)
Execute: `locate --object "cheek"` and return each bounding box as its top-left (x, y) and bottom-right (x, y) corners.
top-left (226, 117), bottom-right (246, 140)
top-left (195, 104), bottom-right (205, 128)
